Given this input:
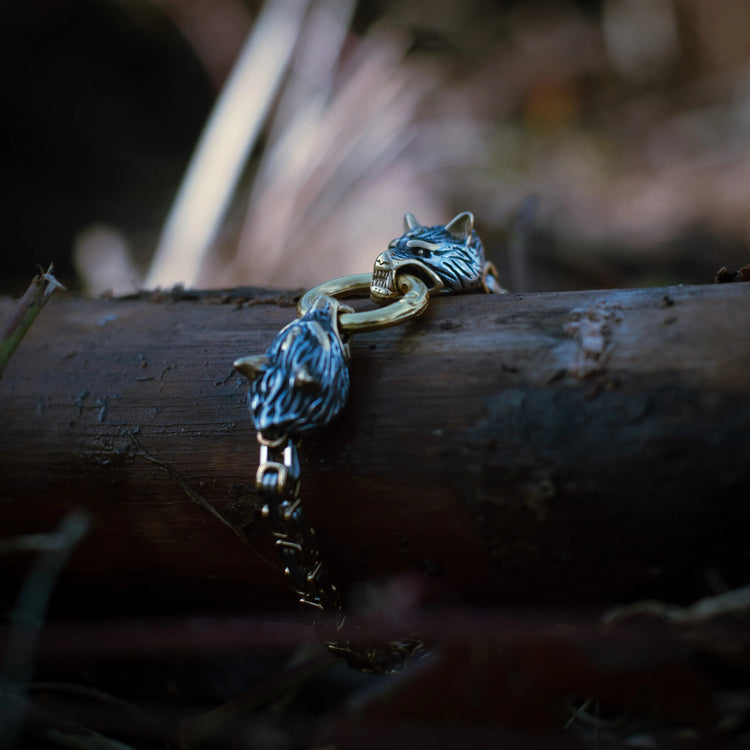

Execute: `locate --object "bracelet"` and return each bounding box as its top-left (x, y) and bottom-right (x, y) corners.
top-left (234, 211), bottom-right (500, 673)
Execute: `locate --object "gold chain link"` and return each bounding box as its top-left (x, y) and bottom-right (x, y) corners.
top-left (297, 272), bottom-right (430, 333)
top-left (256, 435), bottom-right (427, 673)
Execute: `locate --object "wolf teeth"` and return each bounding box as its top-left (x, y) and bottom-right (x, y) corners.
top-left (372, 268), bottom-right (393, 289)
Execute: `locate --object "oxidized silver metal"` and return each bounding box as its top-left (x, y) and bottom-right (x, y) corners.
top-left (256, 436), bottom-right (300, 495)
top-left (370, 211), bottom-right (500, 302)
top-left (234, 295), bottom-right (351, 441)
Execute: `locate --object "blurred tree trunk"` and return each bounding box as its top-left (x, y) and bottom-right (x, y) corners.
top-left (0, 283), bottom-right (749, 616)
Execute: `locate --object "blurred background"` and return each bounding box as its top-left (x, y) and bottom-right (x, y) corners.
top-left (3, 3), bottom-right (750, 746)
top-left (4, 0), bottom-right (750, 298)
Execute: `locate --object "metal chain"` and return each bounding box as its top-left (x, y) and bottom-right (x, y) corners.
top-left (256, 434), bottom-right (428, 674)
top-left (236, 212), bottom-right (500, 673)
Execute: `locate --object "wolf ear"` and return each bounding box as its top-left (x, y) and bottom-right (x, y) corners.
top-left (293, 364), bottom-right (321, 392)
top-left (403, 212), bottom-right (420, 232)
top-left (445, 211), bottom-right (474, 242)
top-left (233, 354), bottom-right (269, 380)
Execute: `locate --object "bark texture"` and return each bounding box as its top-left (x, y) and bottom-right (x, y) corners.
top-left (1, 284), bottom-right (749, 615)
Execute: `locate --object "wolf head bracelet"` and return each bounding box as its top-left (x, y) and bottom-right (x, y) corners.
top-left (234, 212), bottom-right (499, 673)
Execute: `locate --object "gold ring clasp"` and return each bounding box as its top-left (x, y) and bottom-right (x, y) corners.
top-left (297, 273), bottom-right (429, 333)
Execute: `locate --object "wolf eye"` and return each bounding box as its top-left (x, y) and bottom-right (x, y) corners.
top-left (414, 247), bottom-right (431, 258)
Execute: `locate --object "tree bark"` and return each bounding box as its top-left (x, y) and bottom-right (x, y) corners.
top-left (1, 283), bottom-right (749, 615)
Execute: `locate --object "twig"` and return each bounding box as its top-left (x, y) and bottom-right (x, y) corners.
top-left (179, 650), bottom-right (330, 750)
top-left (45, 728), bottom-right (135, 750)
top-left (127, 432), bottom-right (280, 573)
top-left (0, 264), bottom-right (66, 378)
top-left (30, 682), bottom-right (162, 737)
top-left (0, 510), bottom-right (89, 749)
top-left (145, 0), bottom-right (312, 289)
top-left (0, 532), bottom-right (80, 555)
top-left (602, 584), bottom-right (750, 626)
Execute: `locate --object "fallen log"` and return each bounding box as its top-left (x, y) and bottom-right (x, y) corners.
top-left (1, 283), bottom-right (749, 616)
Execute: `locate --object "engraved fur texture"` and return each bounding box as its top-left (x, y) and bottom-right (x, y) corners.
top-left (370, 211), bottom-right (488, 300)
top-left (236, 296), bottom-right (350, 439)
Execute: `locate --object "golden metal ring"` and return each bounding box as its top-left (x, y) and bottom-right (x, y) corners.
top-left (297, 272), bottom-right (429, 333)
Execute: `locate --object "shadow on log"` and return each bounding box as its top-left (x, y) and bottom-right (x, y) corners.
top-left (1, 283), bottom-right (749, 616)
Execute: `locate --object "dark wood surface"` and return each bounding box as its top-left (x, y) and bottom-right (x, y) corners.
top-left (1, 283), bottom-right (749, 616)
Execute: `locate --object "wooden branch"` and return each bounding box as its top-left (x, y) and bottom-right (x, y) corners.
top-left (0, 265), bottom-right (65, 378)
top-left (1, 284), bottom-right (749, 615)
